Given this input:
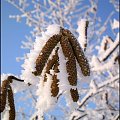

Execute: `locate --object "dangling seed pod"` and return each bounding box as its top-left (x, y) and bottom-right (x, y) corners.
top-left (51, 64), bottom-right (59, 97)
top-left (0, 80), bottom-right (9, 112)
top-left (61, 28), bottom-right (90, 76)
top-left (60, 36), bottom-right (77, 86)
top-left (44, 47), bottom-right (59, 82)
top-left (8, 85), bottom-right (15, 120)
top-left (85, 21), bottom-right (89, 40)
top-left (33, 35), bottom-right (61, 76)
top-left (70, 88), bottom-right (79, 102)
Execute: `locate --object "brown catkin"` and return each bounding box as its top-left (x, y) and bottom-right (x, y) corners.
top-left (32, 34), bottom-right (61, 76)
top-left (61, 28), bottom-right (90, 76)
top-left (70, 88), bottom-right (79, 102)
top-left (51, 52), bottom-right (59, 97)
top-left (0, 80), bottom-right (9, 112)
top-left (60, 36), bottom-right (77, 86)
top-left (44, 47), bottom-right (59, 82)
top-left (51, 74), bottom-right (59, 97)
top-left (41, 46), bottom-right (59, 97)
top-left (8, 85), bottom-right (15, 120)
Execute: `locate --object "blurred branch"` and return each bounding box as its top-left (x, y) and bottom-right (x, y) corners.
top-left (78, 75), bottom-right (119, 108)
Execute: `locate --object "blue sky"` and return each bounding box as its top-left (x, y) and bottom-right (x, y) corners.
top-left (1, 0), bottom-right (32, 75)
top-left (1, 0), bottom-right (118, 76)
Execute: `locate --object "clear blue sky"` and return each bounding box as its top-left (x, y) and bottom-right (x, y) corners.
top-left (1, 0), bottom-right (118, 76)
top-left (1, 0), bottom-right (32, 75)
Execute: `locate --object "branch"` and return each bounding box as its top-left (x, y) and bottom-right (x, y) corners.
top-left (111, 114), bottom-right (120, 120)
top-left (7, 75), bottom-right (24, 82)
top-left (7, 0), bottom-right (40, 29)
top-left (78, 75), bottom-right (119, 108)
top-left (99, 38), bottom-right (119, 61)
top-left (75, 114), bottom-right (87, 120)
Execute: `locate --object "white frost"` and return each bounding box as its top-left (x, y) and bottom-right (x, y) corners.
top-left (36, 73), bottom-right (57, 115)
top-left (111, 19), bottom-right (119, 30)
top-left (1, 74), bottom-right (27, 93)
top-left (90, 80), bottom-right (98, 93)
top-left (21, 24), bottom-right (60, 85)
top-left (77, 19), bottom-right (88, 50)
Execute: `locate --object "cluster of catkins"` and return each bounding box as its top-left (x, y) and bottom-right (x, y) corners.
top-left (0, 76), bottom-right (15, 120)
top-left (33, 27), bottom-right (90, 102)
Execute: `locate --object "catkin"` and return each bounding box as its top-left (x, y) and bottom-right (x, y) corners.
top-left (70, 88), bottom-right (79, 102)
top-left (0, 80), bottom-right (9, 112)
top-left (61, 28), bottom-right (90, 76)
top-left (44, 47), bottom-right (59, 82)
top-left (60, 36), bottom-right (77, 86)
top-left (33, 35), bottom-right (61, 76)
top-left (51, 52), bottom-right (59, 97)
top-left (8, 85), bottom-right (15, 120)
top-left (51, 74), bottom-right (59, 97)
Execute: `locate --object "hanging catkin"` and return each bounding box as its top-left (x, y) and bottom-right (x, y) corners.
top-left (51, 58), bottom-right (59, 97)
top-left (8, 85), bottom-right (15, 120)
top-left (60, 36), bottom-right (77, 86)
top-left (61, 28), bottom-right (90, 76)
top-left (70, 88), bottom-right (79, 102)
top-left (84, 21), bottom-right (89, 50)
top-left (33, 35), bottom-right (61, 76)
top-left (44, 47), bottom-right (59, 82)
top-left (0, 80), bottom-right (9, 112)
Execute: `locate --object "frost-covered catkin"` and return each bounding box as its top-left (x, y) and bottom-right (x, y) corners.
top-left (61, 28), bottom-right (90, 76)
top-left (0, 80), bottom-right (9, 112)
top-left (51, 55), bottom-right (59, 97)
top-left (8, 85), bottom-right (15, 120)
top-left (33, 35), bottom-right (61, 76)
top-left (44, 47), bottom-right (59, 82)
top-left (60, 36), bottom-right (77, 86)
top-left (70, 88), bottom-right (79, 102)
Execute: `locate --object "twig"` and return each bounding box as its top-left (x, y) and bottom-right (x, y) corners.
top-left (78, 75), bottom-right (119, 108)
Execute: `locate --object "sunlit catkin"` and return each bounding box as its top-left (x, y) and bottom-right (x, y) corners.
top-left (60, 36), bottom-right (77, 86)
top-left (33, 35), bottom-right (61, 76)
top-left (61, 28), bottom-right (90, 76)
top-left (70, 88), bottom-right (79, 102)
top-left (44, 47), bottom-right (59, 82)
top-left (8, 85), bottom-right (15, 120)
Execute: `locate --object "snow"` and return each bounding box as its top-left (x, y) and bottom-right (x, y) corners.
top-left (99, 33), bottom-right (119, 61)
top-left (57, 44), bottom-right (78, 109)
top-left (1, 73), bottom-right (8, 83)
top-left (77, 19), bottom-right (88, 50)
top-left (1, 110), bottom-right (9, 120)
top-left (111, 19), bottom-right (119, 30)
top-left (20, 24), bottom-right (60, 85)
top-left (90, 80), bottom-right (98, 93)
top-left (36, 73), bottom-right (57, 116)
top-left (57, 44), bottom-right (70, 92)
top-left (91, 54), bottom-right (118, 72)
top-left (45, 24), bottom-right (60, 36)
top-left (1, 74), bottom-right (27, 93)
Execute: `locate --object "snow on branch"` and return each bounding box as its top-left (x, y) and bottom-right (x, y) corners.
top-left (77, 19), bottom-right (89, 51)
top-left (99, 33), bottom-right (119, 61)
top-left (78, 75), bottom-right (119, 108)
